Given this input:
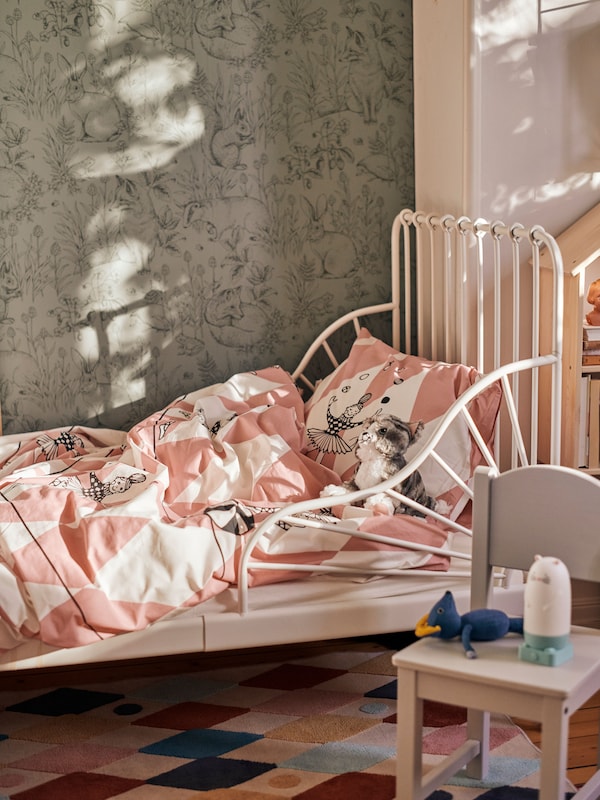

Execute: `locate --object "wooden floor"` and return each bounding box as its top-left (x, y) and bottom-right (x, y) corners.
top-left (514, 689), bottom-right (600, 789)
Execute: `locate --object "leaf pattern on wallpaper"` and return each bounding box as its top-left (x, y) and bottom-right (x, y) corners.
top-left (0, 0), bottom-right (414, 434)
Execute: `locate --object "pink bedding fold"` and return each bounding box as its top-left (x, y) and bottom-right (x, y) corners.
top-left (0, 366), bottom-right (453, 651)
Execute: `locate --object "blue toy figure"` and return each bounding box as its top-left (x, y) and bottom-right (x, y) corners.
top-left (415, 590), bottom-right (524, 659)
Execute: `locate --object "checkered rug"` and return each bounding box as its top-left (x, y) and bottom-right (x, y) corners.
top-left (0, 639), bottom-right (568, 799)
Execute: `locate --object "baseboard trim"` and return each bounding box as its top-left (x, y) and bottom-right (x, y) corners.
top-left (572, 579), bottom-right (600, 628)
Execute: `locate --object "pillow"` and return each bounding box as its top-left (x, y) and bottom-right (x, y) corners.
top-left (303, 329), bottom-right (502, 518)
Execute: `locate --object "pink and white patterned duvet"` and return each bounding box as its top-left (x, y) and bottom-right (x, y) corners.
top-left (0, 367), bottom-right (451, 652)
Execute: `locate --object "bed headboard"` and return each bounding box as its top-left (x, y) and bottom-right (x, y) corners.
top-left (294, 208), bottom-right (563, 469)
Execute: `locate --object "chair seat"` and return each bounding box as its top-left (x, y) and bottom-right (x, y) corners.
top-left (393, 626), bottom-right (600, 712)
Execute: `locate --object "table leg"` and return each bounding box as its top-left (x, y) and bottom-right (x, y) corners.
top-left (396, 667), bottom-right (424, 800)
top-left (540, 698), bottom-right (569, 800)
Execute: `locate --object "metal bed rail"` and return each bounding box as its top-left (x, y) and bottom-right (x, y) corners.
top-left (237, 210), bottom-right (564, 616)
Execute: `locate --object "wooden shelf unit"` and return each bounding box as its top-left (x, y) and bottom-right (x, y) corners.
top-left (540, 201), bottom-right (600, 471)
top-left (539, 202), bottom-right (600, 668)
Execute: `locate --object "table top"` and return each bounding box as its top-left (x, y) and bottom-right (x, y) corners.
top-left (392, 626), bottom-right (600, 699)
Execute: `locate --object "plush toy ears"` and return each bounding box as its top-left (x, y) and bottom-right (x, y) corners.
top-left (407, 420), bottom-right (424, 441)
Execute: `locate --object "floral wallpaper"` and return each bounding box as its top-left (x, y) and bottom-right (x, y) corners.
top-left (0, 0), bottom-right (414, 434)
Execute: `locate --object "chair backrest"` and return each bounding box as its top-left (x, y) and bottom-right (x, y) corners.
top-left (471, 464), bottom-right (600, 610)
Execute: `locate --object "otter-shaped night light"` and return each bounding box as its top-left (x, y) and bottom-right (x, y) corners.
top-left (518, 555), bottom-right (573, 666)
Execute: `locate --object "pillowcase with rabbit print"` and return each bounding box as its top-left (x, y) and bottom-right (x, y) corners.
top-left (303, 328), bottom-right (502, 519)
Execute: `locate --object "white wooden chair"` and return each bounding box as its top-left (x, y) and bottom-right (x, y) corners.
top-left (392, 464), bottom-right (600, 800)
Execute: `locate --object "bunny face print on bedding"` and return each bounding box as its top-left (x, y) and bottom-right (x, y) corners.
top-left (0, 363), bottom-right (452, 652)
top-left (304, 329), bottom-right (503, 520)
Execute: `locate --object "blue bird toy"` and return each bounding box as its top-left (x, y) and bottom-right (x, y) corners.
top-left (415, 590), bottom-right (524, 659)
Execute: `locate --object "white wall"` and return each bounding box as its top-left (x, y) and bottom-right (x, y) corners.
top-left (414, 0), bottom-right (600, 234)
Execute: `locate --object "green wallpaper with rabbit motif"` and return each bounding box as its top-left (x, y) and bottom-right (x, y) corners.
top-left (0, 0), bottom-right (413, 434)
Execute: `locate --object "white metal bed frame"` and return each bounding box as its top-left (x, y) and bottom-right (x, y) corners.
top-left (0, 209), bottom-right (564, 672)
top-left (235, 210), bottom-right (563, 612)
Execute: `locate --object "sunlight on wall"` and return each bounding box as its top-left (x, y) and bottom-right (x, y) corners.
top-left (59, 0), bottom-right (205, 180)
top-left (0, 0), bottom-right (414, 433)
top-left (474, 0), bottom-right (600, 219)
top-left (68, 52), bottom-right (205, 178)
top-left (83, 201), bottom-right (171, 414)
top-left (74, 1), bottom-right (205, 416)
top-left (474, 2), bottom-right (537, 48)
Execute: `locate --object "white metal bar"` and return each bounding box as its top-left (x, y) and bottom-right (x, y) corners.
top-left (292, 300), bottom-right (396, 382)
top-left (501, 372), bottom-right (529, 467)
top-left (510, 230), bottom-right (521, 469)
top-left (530, 238), bottom-right (541, 464)
top-left (245, 562), bottom-right (473, 578)
top-left (475, 220), bottom-right (486, 373)
top-left (437, 215), bottom-right (460, 364)
top-left (441, 219), bottom-right (453, 363)
top-left (428, 213), bottom-right (442, 362)
top-left (270, 516), bottom-right (460, 555)
top-left (282, 512), bottom-right (471, 540)
top-left (391, 212), bottom-right (403, 352)
top-left (457, 219), bottom-right (469, 366)
top-left (492, 224), bottom-right (503, 370)
top-left (511, 232), bottom-right (521, 367)
top-left (415, 213), bottom-right (426, 356)
top-left (296, 511), bottom-right (466, 538)
top-left (426, 449), bottom-right (473, 499)
top-left (463, 406), bottom-right (498, 471)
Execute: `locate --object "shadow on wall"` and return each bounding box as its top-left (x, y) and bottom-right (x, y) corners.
top-left (0, 18), bottom-right (208, 429)
top-left (57, 44), bottom-right (205, 177)
top-left (0, 0), bottom-right (414, 434)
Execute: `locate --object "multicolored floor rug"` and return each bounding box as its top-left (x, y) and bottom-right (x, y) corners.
top-left (0, 639), bottom-right (574, 799)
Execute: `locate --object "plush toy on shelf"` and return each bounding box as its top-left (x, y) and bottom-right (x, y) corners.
top-left (415, 590), bottom-right (524, 659)
top-left (586, 278), bottom-right (600, 326)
